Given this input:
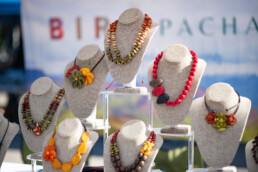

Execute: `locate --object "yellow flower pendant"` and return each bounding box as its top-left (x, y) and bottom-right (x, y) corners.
top-left (80, 68), bottom-right (94, 85)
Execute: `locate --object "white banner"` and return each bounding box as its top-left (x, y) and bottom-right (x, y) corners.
top-left (21, 0), bottom-right (258, 109)
top-left (21, 0), bottom-right (258, 77)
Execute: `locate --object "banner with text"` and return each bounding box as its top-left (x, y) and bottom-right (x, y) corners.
top-left (21, 0), bottom-right (258, 132)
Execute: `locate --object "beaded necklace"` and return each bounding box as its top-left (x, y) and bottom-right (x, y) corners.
top-left (106, 14), bottom-right (152, 64)
top-left (204, 90), bottom-right (240, 132)
top-left (43, 124), bottom-right (90, 172)
top-left (150, 50), bottom-right (198, 106)
top-left (65, 52), bottom-right (105, 89)
top-left (22, 88), bottom-right (65, 136)
top-left (110, 130), bottom-right (156, 172)
top-left (0, 119), bottom-right (9, 150)
top-left (252, 134), bottom-right (258, 164)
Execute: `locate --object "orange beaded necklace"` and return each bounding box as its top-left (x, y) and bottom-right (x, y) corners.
top-left (43, 125), bottom-right (89, 172)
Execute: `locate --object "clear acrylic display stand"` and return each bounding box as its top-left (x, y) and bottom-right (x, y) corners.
top-left (100, 90), bottom-right (152, 126)
top-left (26, 152), bottom-right (42, 172)
top-left (81, 101), bottom-right (111, 145)
top-left (148, 99), bottom-right (195, 171)
top-left (151, 126), bottom-right (194, 171)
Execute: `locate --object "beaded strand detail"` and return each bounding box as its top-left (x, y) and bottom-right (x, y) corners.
top-left (251, 134), bottom-right (258, 164)
top-left (106, 14), bottom-right (152, 64)
top-left (150, 50), bottom-right (198, 106)
top-left (22, 88), bottom-right (65, 136)
top-left (110, 130), bottom-right (156, 172)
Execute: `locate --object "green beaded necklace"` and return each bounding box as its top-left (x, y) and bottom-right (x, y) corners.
top-left (106, 14), bottom-right (152, 65)
top-left (22, 88), bottom-right (65, 136)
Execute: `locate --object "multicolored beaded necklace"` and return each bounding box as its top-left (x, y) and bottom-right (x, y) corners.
top-left (251, 134), bottom-right (258, 164)
top-left (22, 88), bottom-right (65, 136)
top-left (106, 14), bottom-right (152, 64)
top-left (65, 52), bottom-right (105, 89)
top-left (110, 130), bottom-right (156, 172)
top-left (150, 50), bottom-right (198, 106)
top-left (205, 90), bottom-right (240, 132)
top-left (43, 124), bottom-right (90, 172)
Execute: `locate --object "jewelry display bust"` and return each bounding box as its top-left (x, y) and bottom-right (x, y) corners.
top-left (64, 44), bottom-right (108, 120)
top-left (245, 136), bottom-right (258, 172)
top-left (18, 77), bottom-right (65, 152)
top-left (104, 8), bottom-right (159, 93)
top-left (190, 82), bottom-right (251, 169)
top-left (42, 117), bottom-right (98, 172)
top-left (0, 114), bottom-right (19, 167)
top-left (104, 120), bottom-right (163, 172)
top-left (147, 44), bottom-right (206, 131)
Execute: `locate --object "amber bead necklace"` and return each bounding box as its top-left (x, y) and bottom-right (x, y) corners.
top-left (106, 14), bottom-right (152, 64)
top-left (251, 134), bottom-right (258, 164)
top-left (22, 88), bottom-right (65, 136)
top-left (204, 90), bottom-right (240, 132)
top-left (110, 130), bottom-right (156, 172)
top-left (43, 123), bottom-right (90, 172)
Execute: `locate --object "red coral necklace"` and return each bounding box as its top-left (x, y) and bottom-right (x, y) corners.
top-left (204, 90), bottom-right (240, 132)
top-left (150, 50), bottom-right (198, 106)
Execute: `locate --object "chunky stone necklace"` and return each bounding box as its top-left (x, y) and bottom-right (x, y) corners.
top-left (150, 50), bottom-right (198, 106)
top-left (22, 88), bottom-right (65, 136)
top-left (110, 130), bottom-right (156, 172)
top-left (43, 124), bottom-right (90, 172)
top-left (204, 90), bottom-right (240, 132)
top-left (106, 14), bottom-right (152, 64)
top-left (252, 134), bottom-right (258, 164)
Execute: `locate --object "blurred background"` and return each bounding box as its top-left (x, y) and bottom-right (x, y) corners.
top-left (0, 0), bottom-right (258, 171)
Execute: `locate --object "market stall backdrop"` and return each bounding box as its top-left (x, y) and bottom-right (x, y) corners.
top-left (20, 0), bottom-right (258, 168)
top-left (21, 0), bottom-right (258, 137)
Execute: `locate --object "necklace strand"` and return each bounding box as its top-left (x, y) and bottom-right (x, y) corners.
top-left (150, 50), bottom-right (198, 106)
top-left (252, 134), bottom-right (258, 164)
top-left (204, 90), bottom-right (240, 114)
top-left (204, 90), bottom-right (240, 132)
top-left (110, 130), bottom-right (156, 172)
top-left (43, 125), bottom-right (90, 172)
top-left (22, 88), bottom-right (65, 136)
top-left (106, 14), bottom-right (152, 65)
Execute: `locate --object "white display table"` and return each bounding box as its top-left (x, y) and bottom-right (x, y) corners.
top-left (0, 162), bottom-right (42, 172)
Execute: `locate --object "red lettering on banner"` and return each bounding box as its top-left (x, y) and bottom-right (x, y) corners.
top-left (50, 18), bottom-right (63, 39)
top-left (95, 17), bottom-right (109, 38)
top-left (76, 17), bottom-right (81, 40)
